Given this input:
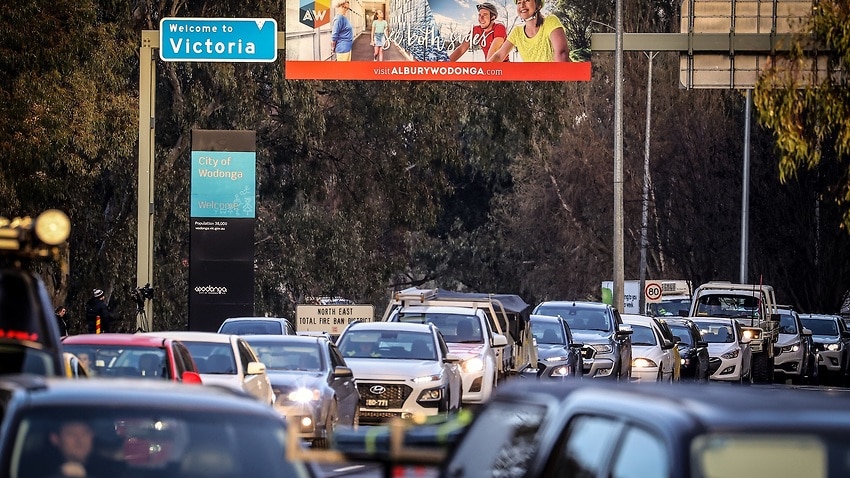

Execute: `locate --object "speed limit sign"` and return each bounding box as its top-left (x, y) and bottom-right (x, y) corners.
top-left (645, 282), bottom-right (663, 303)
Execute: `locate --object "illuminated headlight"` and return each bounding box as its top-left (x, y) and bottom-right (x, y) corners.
top-left (287, 388), bottom-right (321, 403)
top-left (633, 358), bottom-right (657, 368)
top-left (412, 373), bottom-right (442, 383)
top-left (462, 357), bottom-right (485, 373)
top-left (780, 342), bottom-right (800, 353)
top-left (742, 330), bottom-right (755, 340)
top-left (417, 388), bottom-right (443, 401)
top-left (550, 366), bottom-right (570, 376)
top-left (591, 344), bottom-right (613, 354)
top-left (721, 349), bottom-right (740, 359)
top-left (827, 343), bottom-right (841, 351)
top-left (544, 355), bottom-right (570, 363)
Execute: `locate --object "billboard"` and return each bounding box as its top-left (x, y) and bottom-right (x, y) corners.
top-left (285, 0), bottom-right (591, 81)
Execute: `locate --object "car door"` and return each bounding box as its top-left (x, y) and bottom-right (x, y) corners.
top-left (236, 338), bottom-right (272, 403)
top-left (436, 332), bottom-right (462, 406)
top-left (327, 342), bottom-right (359, 425)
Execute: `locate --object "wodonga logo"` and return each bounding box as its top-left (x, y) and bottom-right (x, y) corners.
top-left (195, 285), bottom-right (228, 295)
top-left (299, 0), bottom-right (332, 28)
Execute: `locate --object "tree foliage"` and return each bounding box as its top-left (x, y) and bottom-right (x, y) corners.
top-left (754, 0), bottom-right (850, 230)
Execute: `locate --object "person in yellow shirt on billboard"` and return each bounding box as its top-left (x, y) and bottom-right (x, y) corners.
top-left (488, 0), bottom-right (569, 62)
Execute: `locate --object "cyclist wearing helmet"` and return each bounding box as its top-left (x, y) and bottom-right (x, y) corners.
top-left (488, 0), bottom-right (569, 62)
top-left (448, 2), bottom-right (508, 62)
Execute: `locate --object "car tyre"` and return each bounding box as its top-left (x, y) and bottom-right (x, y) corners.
top-left (751, 354), bottom-right (773, 383)
top-left (315, 400), bottom-right (338, 449)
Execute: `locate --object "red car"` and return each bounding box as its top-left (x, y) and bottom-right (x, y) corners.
top-left (62, 334), bottom-right (202, 384)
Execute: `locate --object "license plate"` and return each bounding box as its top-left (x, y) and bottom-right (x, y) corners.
top-left (366, 399), bottom-right (389, 407)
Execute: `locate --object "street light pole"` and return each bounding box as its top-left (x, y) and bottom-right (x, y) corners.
top-left (613, 0), bottom-right (625, 312)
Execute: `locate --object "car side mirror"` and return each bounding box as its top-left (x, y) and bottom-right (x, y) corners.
top-left (444, 353), bottom-right (461, 363)
top-left (842, 331), bottom-right (850, 339)
top-left (802, 327), bottom-right (812, 336)
top-left (697, 341), bottom-right (709, 348)
top-left (661, 340), bottom-right (675, 350)
top-left (492, 333), bottom-right (508, 347)
top-left (616, 324), bottom-right (633, 336)
top-left (246, 361), bottom-right (266, 375)
top-left (182, 371), bottom-right (203, 384)
top-left (569, 342), bottom-right (584, 348)
top-left (333, 365), bottom-right (354, 378)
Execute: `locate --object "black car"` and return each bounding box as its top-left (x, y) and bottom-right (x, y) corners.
top-left (0, 375), bottom-right (311, 478)
top-left (800, 313), bottom-right (850, 385)
top-left (665, 318), bottom-right (710, 382)
top-left (442, 380), bottom-right (850, 478)
top-left (532, 301), bottom-right (632, 380)
top-left (529, 314), bottom-right (583, 379)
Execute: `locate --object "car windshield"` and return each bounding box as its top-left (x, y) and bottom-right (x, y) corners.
top-left (62, 345), bottom-right (169, 379)
top-left (778, 313), bottom-right (799, 335)
top-left (8, 406), bottom-right (308, 478)
top-left (531, 322), bottom-right (564, 345)
top-left (648, 299), bottom-right (691, 317)
top-left (338, 331), bottom-right (436, 360)
top-left (694, 294), bottom-right (760, 319)
top-left (181, 342), bottom-right (236, 374)
top-left (534, 305), bottom-right (611, 333)
top-left (668, 325), bottom-right (694, 347)
top-left (219, 321), bottom-right (283, 335)
top-left (397, 313), bottom-right (483, 344)
top-left (800, 318), bottom-right (839, 337)
top-left (693, 322), bottom-right (735, 344)
top-left (629, 325), bottom-right (657, 346)
top-left (247, 341), bottom-right (322, 371)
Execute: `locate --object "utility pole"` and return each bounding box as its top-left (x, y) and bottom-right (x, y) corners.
top-left (613, 0), bottom-right (625, 312)
top-left (639, 52), bottom-right (657, 315)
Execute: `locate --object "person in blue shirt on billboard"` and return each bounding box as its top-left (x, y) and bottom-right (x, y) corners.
top-left (331, 0), bottom-right (354, 61)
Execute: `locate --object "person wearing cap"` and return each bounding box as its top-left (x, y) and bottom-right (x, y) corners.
top-left (488, 0), bottom-right (569, 62)
top-left (84, 289), bottom-right (113, 334)
top-left (330, 0), bottom-right (354, 61)
top-left (448, 2), bottom-right (508, 62)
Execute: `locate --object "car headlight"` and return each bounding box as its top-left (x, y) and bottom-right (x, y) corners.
top-left (287, 388), bottom-right (321, 403)
top-left (550, 366), bottom-right (571, 376)
top-left (827, 343), bottom-right (841, 351)
top-left (462, 357), bottom-right (485, 373)
top-left (412, 373), bottom-right (442, 383)
top-left (544, 355), bottom-right (570, 363)
top-left (633, 358), bottom-right (657, 368)
top-left (591, 344), bottom-right (613, 354)
top-left (721, 349), bottom-right (740, 359)
top-left (417, 388), bottom-right (443, 401)
top-left (780, 342), bottom-right (800, 353)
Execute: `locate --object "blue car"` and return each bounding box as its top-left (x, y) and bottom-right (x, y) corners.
top-left (530, 314), bottom-right (583, 379)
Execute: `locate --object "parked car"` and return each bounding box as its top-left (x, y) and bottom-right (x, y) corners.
top-left (143, 331), bottom-right (273, 403)
top-left (775, 306), bottom-right (817, 384)
top-left (443, 380), bottom-right (850, 478)
top-left (0, 375), bottom-right (310, 478)
top-left (243, 334), bottom-right (360, 448)
top-left (62, 333), bottom-right (202, 384)
top-left (692, 317), bottom-right (753, 383)
top-left (531, 301), bottom-right (633, 380)
top-left (621, 314), bottom-right (676, 382)
top-left (529, 314), bottom-right (583, 379)
top-left (800, 313), bottom-right (850, 385)
top-left (665, 318), bottom-right (710, 382)
top-left (217, 317), bottom-right (296, 335)
top-left (336, 321), bottom-right (462, 425)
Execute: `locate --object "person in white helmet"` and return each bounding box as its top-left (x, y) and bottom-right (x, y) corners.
top-left (449, 2), bottom-right (508, 62)
top-left (488, 0), bottom-right (570, 62)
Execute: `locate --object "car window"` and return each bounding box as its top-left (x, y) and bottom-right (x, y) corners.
top-left (338, 331), bottom-right (436, 360)
top-left (668, 325), bottom-right (694, 347)
top-left (175, 342), bottom-right (197, 374)
top-left (693, 322), bottom-right (735, 344)
top-left (8, 406), bottom-right (308, 478)
top-left (444, 400), bottom-right (547, 478)
top-left (778, 313), bottom-right (799, 335)
top-left (62, 345), bottom-right (169, 379)
top-left (236, 340), bottom-right (255, 372)
top-left (246, 340), bottom-right (322, 371)
top-left (692, 434), bottom-right (837, 477)
top-left (532, 321), bottom-right (565, 345)
top-left (547, 414), bottom-right (624, 478)
top-left (610, 425), bottom-right (669, 478)
top-left (182, 342), bottom-right (236, 374)
top-left (220, 321), bottom-right (283, 335)
top-left (800, 319), bottom-right (839, 336)
top-left (533, 305), bottom-right (613, 333)
top-left (629, 325), bottom-right (658, 346)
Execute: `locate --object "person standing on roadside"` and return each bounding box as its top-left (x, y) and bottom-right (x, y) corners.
top-left (84, 289), bottom-right (112, 334)
top-left (331, 0), bottom-right (354, 61)
top-left (54, 306), bottom-right (68, 337)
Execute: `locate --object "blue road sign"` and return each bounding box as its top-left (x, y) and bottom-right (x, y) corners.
top-left (160, 18), bottom-right (278, 62)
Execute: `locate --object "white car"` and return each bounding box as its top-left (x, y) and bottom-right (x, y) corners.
top-left (692, 318), bottom-right (753, 383)
top-left (621, 314), bottom-right (676, 382)
top-left (143, 331), bottom-right (274, 403)
top-left (386, 305), bottom-right (505, 405)
top-left (336, 321), bottom-right (463, 425)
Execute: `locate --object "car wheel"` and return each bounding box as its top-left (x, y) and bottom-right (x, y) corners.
top-left (352, 406), bottom-right (360, 430)
top-left (315, 400), bottom-right (338, 450)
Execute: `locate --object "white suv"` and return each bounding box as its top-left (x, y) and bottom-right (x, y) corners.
top-left (336, 322), bottom-right (463, 425)
top-left (386, 306), bottom-right (507, 405)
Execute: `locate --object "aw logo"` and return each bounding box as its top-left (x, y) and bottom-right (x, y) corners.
top-left (299, 0), bottom-right (332, 28)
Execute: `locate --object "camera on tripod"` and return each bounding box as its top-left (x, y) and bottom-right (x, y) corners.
top-left (132, 283), bottom-right (155, 310)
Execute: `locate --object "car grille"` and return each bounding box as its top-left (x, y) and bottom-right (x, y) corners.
top-left (360, 411), bottom-right (403, 425)
top-left (357, 383), bottom-right (412, 409)
top-left (581, 346), bottom-right (596, 360)
top-left (708, 357), bottom-right (721, 374)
